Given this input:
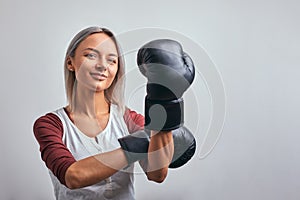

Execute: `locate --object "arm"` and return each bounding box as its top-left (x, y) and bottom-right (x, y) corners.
top-left (146, 130), bottom-right (173, 183)
top-left (65, 148), bottom-right (128, 189)
top-left (118, 130), bottom-right (174, 183)
top-left (33, 113), bottom-right (128, 189)
top-left (124, 107), bottom-right (196, 183)
top-left (123, 108), bottom-right (173, 183)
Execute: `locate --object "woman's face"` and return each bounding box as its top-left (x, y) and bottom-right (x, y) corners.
top-left (68, 33), bottom-right (119, 92)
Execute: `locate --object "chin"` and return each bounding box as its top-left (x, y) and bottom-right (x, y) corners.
top-left (94, 83), bottom-right (111, 92)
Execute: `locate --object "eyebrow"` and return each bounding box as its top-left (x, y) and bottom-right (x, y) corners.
top-left (84, 48), bottom-right (118, 57)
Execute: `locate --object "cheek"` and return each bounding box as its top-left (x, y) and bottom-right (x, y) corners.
top-left (109, 66), bottom-right (119, 78)
top-left (74, 61), bottom-right (92, 82)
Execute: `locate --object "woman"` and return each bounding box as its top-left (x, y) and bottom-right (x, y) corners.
top-left (33, 27), bottom-right (174, 200)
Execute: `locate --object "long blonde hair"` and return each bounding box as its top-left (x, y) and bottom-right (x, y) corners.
top-left (64, 26), bottom-right (125, 114)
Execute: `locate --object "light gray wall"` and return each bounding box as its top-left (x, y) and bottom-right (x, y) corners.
top-left (1, 0), bottom-right (299, 199)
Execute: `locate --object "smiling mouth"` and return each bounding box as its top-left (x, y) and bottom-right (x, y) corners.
top-left (90, 72), bottom-right (108, 80)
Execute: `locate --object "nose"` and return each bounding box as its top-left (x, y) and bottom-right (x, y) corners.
top-left (95, 59), bottom-right (108, 72)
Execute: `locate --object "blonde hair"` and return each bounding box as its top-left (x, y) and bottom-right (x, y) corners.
top-left (64, 26), bottom-right (125, 114)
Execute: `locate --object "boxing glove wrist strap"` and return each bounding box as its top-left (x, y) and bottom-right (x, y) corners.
top-left (144, 97), bottom-right (184, 131)
top-left (118, 130), bottom-right (150, 165)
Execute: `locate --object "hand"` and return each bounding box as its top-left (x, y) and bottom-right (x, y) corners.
top-left (169, 126), bottom-right (196, 168)
top-left (137, 39), bottom-right (195, 131)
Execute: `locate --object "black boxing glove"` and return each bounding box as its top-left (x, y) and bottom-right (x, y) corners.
top-left (118, 130), bottom-right (150, 165)
top-left (118, 127), bottom-right (196, 168)
top-left (137, 39), bottom-right (195, 131)
top-left (169, 126), bottom-right (196, 168)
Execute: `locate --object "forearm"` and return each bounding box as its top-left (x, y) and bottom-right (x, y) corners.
top-left (146, 130), bottom-right (174, 182)
top-left (65, 148), bottom-right (128, 189)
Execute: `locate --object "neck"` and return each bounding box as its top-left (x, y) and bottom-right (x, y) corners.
top-left (69, 84), bottom-right (110, 117)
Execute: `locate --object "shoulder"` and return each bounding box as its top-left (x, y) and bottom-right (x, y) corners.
top-left (123, 107), bottom-right (144, 133)
top-left (33, 112), bottom-right (63, 129)
top-left (33, 112), bottom-right (63, 139)
top-left (123, 107), bottom-right (144, 124)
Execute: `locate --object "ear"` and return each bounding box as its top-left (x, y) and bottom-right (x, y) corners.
top-left (66, 57), bottom-right (74, 71)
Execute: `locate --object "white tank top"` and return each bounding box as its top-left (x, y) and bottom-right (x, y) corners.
top-left (49, 104), bottom-right (135, 200)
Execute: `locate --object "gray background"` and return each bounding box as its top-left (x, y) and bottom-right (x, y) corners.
top-left (1, 0), bottom-right (300, 199)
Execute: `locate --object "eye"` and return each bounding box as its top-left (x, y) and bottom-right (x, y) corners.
top-left (84, 53), bottom-right (97, 60)
top-left (107, 58), bottom-right (117, 65)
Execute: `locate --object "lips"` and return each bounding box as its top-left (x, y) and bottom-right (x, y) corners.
top-left (90, 72), bottom-right (108, 80)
